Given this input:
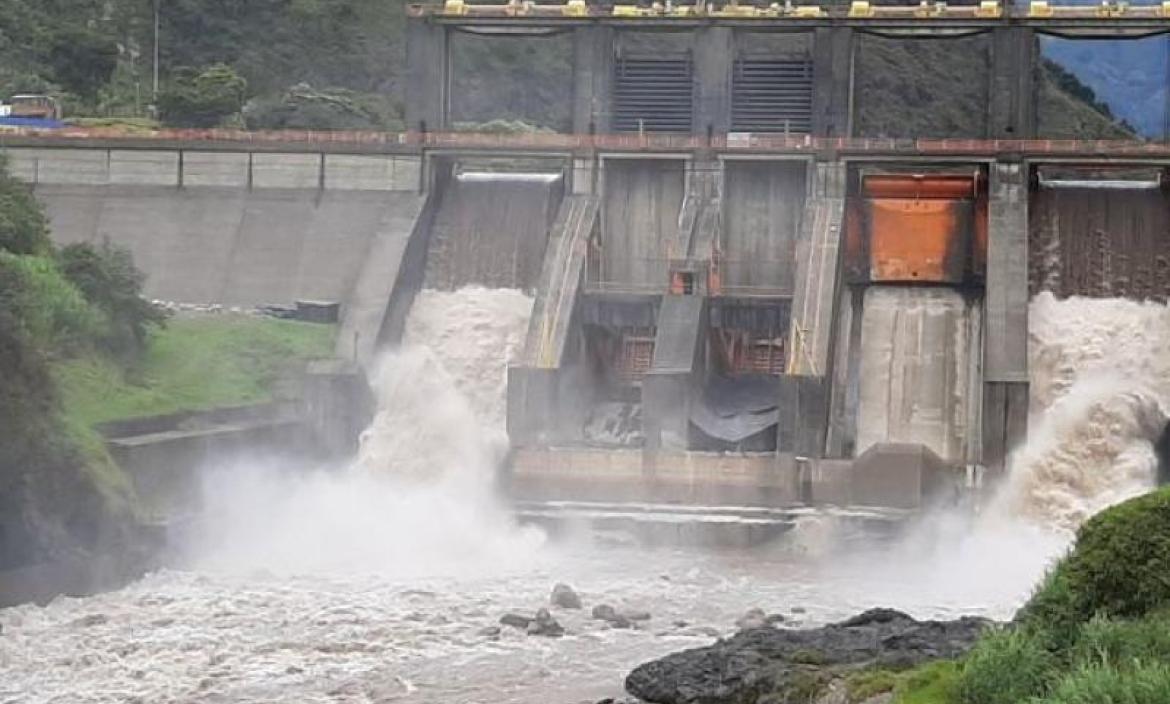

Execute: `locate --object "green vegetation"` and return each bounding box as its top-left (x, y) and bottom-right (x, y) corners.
top-left (0, 149), bottom-right (335, 569)
top-left (157, 63), bottom-right (247, 128)
top-left (244, 83), bottom-right (403, 131)
top-left (55, 315), bottom-right (334, 427)
top-left (881, 486), bottom-right (1170, 704)
top-left (0, 154), bottom-right (160, 567)
top-left (846, 661), bottom-right (960, 704)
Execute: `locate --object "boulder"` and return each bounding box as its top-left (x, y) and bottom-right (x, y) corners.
top-left (735, 608), bottom-right (767, 630)
top-left (500, 613), bottom-right (532, 630)
top-left (592, 604), bottom-right (641, 629)
top-left (551, 583), bottom-right (582, 609)
top-left (593, 604), bottom-right (619, 621)
top-left (527, 608), bottom-right (564, 638)
top-left (625, 608), bottom-right (990, 704)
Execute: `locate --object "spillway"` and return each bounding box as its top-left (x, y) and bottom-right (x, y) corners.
top-left (1029, 175), bottom-right (1170, 301)
top-left (855, 287), bottom-right (979, 466)
top-left (423, 170), bottom-right (563, 292)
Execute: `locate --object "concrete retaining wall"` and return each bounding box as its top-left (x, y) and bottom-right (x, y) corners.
top-left (5, 148), bottom-right (426, 312)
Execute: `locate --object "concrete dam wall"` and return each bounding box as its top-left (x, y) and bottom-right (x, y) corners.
top-left (6, 147), bottom-right (425, 310)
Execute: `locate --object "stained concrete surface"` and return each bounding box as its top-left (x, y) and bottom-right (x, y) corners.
top-left (854, 286), bottom-right (977, 465)
top-left (600, 159), bottom-right (686, 289)
top-left (722, 161), bottom-right (806, 293)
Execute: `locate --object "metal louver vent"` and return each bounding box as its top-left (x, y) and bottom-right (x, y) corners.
top-left (612, 53), bottom-right (694, 133)
top-left (731, 57), bottom-right (813, 133)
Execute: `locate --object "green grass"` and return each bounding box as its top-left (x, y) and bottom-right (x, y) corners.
top-left (65, 116), bottom-right (163, 132)
top-left (54, 314), bottom-right (335, 426)
top-left (893, 661), bottom-right (961, 704)
top-left (845, 661), bottom-right (961, 704)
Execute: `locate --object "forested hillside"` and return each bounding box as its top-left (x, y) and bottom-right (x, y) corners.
top-left (0, 0), bottom-right (1132, 137)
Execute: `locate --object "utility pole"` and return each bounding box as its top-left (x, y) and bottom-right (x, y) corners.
top-left (152, 0), bottom-right (161, 101)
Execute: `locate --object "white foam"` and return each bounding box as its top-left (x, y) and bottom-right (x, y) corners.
top-left (992, 292), bottom-right (1170, 531)
top-left (187, 286), bottom-right (542, 578)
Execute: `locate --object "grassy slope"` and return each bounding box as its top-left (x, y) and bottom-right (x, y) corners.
top-left (54, 314), bottom-right (335, 427)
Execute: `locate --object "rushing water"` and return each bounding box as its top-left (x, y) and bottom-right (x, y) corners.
top-left (1, 290), bottom-right (1166, 703)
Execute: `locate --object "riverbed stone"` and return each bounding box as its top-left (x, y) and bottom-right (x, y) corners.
top-left (593, 604), bottom-right (618, 621)
top-left (735, 607), bottom-right (768, 630)
top-left (551, 583), bottom-right (582, 609)
top-left (625, 608), bottom-right (990, 704)
top-left (527, 608), bottom-right (564, 637)
top-left (499, 613), bottom-right (532, 629)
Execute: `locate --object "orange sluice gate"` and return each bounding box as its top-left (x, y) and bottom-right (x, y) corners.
top-left (853, 173), bottom-right (983, 285)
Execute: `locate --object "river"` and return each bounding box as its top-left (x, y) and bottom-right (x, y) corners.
top-left (1, 288), bottom-right (1167, 703)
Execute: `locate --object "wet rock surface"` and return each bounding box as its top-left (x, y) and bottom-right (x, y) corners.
top-left (526, 608), bottom-right (564, 637)
top-left (551, 583), bottom-right (582, 609)
top-left (625, 608), bottom-right (990, 704)
top-left (499, 613), bottom-right (532, 629)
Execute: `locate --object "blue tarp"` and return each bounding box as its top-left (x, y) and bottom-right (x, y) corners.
top-left (0, 117), bottom-right (65, 129)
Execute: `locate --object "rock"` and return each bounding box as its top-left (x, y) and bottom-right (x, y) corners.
top-left (591, 604), bottom-right (639, 629)
top-left (766, 613), bottom-right (787, 625)
top-left (791, 606), bottom-right (807, 614)
top-left (499, 613), bottom-right (532, 630)
top-left (527, 608), bottom-right (564, 637)
top-left (593, 604), bottom-right (619, 621)
top-left (735, 607), bottom-right (768, 630)
top-left (551, 583), bottom-right (582, 609)
top-left (625, 608), bottom-right (991, 704)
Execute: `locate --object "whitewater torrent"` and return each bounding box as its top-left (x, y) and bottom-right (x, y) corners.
top-left (991, 292), bottom-right (1170, 530)
top-left (2, 291), bottom-right (1168, 703)
top-left (187, 286), bottom-right (543, 577)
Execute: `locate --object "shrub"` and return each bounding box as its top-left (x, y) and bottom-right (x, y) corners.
top-left (1070, 613), bottom-right (1170, 669)
top-left (158, 64), bottom-right (247, 128)
top-left (956, 628), bottom-right (1057, 704)
top-left (0, 157), bottom-right (52, 255)
top-left (56, 241), bottom-right (167, 358)
top-left (1017, 564), bottom-right (1084, 649)
top-left (1018, 487), bottom-right (1170, 637)
top-left (244, 84), bottom-right (403, 131)
top-left (1036, 663), bottom-right (1170, 704)
top-left (0, 252), bottom-right (101, 353)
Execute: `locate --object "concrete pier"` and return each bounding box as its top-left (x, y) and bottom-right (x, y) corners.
top-left (983, 161), bottom-right (1030, 475)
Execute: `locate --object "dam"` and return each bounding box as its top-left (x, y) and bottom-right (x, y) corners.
top-left (9, 129), bottom-right (1170, 518)
top-left (6, 2), bottom-right (1170, 702)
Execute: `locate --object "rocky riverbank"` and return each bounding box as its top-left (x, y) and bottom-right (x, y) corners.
top-left (623, 608), bottom-right (989, 704)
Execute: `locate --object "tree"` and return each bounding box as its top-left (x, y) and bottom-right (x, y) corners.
top-left (0, 155), bottom-right (51, 255)
top-left (56, 241), bottom-right (168, 358)
top-left (46, 26), bottom-right (119, 104)
top-left (157, 63), bottom-right (246, 127)
top-left (244, 83), bottom-right (403, 131)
